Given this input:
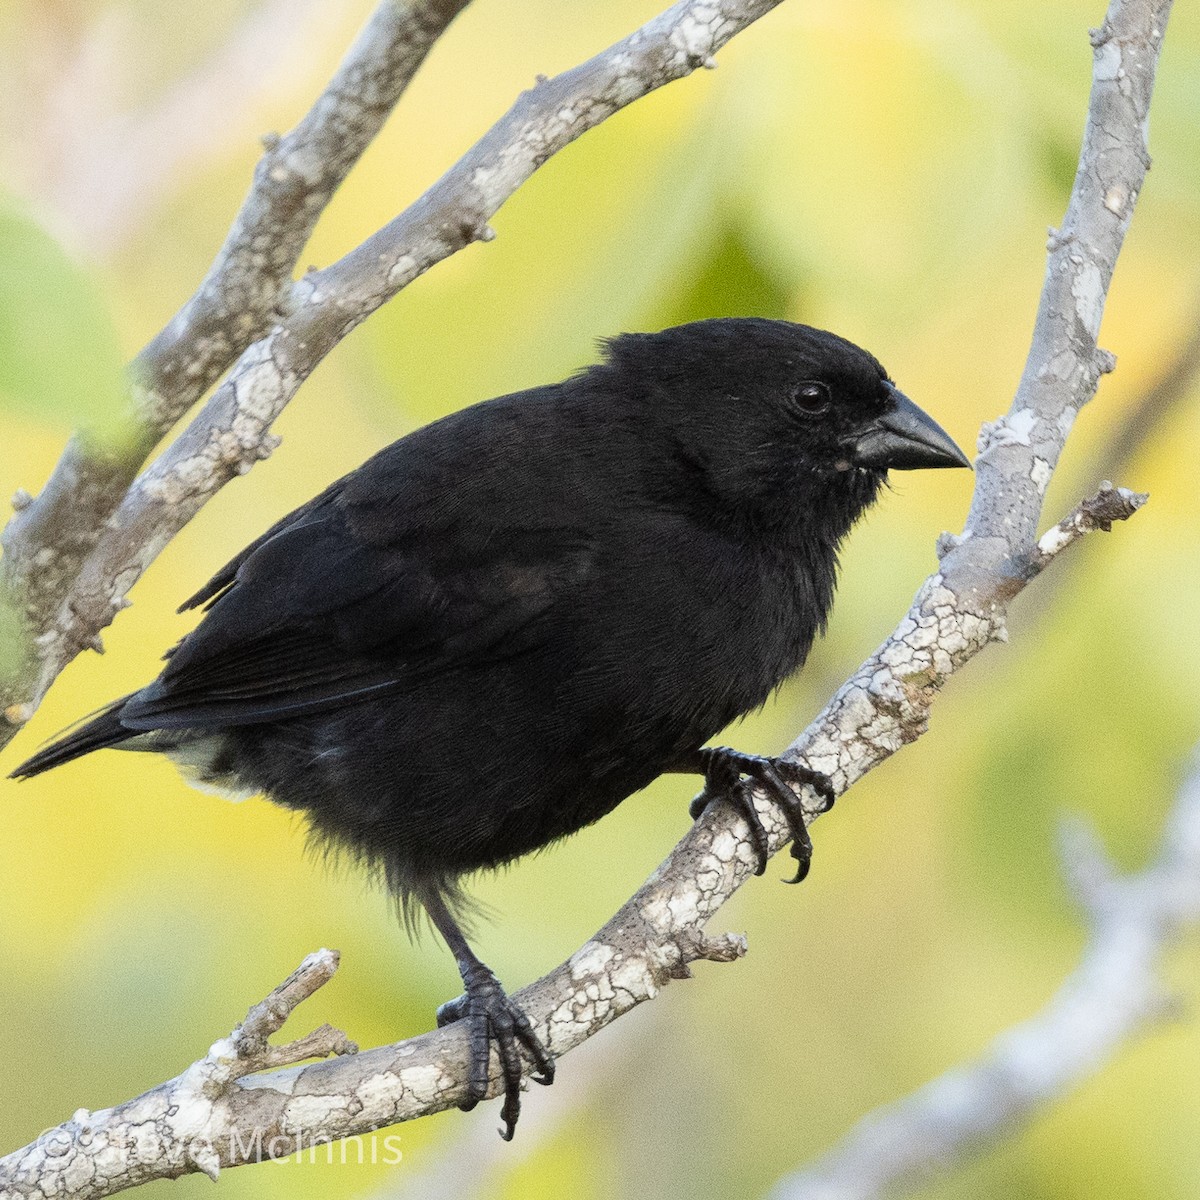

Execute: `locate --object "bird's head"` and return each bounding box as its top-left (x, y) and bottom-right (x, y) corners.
top-left (599, 317), bottom-right (970, 533)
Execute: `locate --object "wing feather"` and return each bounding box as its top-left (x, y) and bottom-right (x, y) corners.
top-left (125, 497), bottom-right (591, 731)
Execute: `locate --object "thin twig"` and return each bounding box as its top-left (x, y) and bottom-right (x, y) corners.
top-left (0, 0), bottom-right (471, 711)
top-left (0, 950), bottom-right (356, 1192)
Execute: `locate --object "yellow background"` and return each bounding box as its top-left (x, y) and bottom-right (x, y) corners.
top-left (1, 1), bottom-right (1199, 1196)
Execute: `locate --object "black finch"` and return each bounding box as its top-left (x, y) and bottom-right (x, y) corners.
top-left (13, 317), bottom-right (969, 1137)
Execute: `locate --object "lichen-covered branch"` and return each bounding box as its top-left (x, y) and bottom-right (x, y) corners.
top-left (0, 951), bottom-right (357, 1197)
top-left (0, 0), bottom-right (471, 720)
top-left (0, 0), bottom-right (784, 740)
top-left (0, 480), bottom-right (1142, 1199)
top-left (770, 747), bottom-right (1200, 1200)
top-left (774, 0), bottom-right (1168, 800)
top-left (0, 0), bottom-right (1172, 1192)
top-left (129, 0), bottom-right (474, 438)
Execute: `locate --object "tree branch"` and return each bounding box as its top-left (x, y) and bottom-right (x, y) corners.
top-left (0, 950), bottom-right (357, 1196)
top-left (0, 0), bottom-right (1172, 1192)
top-left (769, 746), bottom-right (1200, 1200)
top-left (0, 0), bottom-right (783, 742)
top-left (0, 0), bottom-right (471, 712)
top-left (774, 0), bottom-right (1167, 799)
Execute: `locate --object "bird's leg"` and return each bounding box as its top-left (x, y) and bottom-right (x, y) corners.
top-left (422, 889), bottom-right (555, 1140)
top-left (677, 747), bottom-right (835, 883)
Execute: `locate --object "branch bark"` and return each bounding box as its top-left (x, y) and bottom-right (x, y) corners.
top-left (0, 0), bottom-right (784, 744)
top-left (769, 746), bottom-right (1200, 1200)
top-left (1016, 291), bottom-right (1200, 622)
top-left (0, 0), bottom-right (472, 721)
top-left (0, 0), bottom-right (1173, 1192)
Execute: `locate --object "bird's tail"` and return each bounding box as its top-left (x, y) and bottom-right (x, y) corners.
top-left (9, 697), bottom-right (136, 779)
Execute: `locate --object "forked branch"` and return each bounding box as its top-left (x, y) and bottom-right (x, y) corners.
top-left (0, 0), bottom-right (1172, 1193)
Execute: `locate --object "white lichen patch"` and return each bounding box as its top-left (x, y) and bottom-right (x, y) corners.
top-left (284, 1092), bottom-right (352, 1127)
top-left (835, 685), bottom-right (878, 732)
top-left (709, 825), bottom-right (741, 868)
top-left (976, 409), bottom-right (1039, 455)
top-left (1093, 38), bottom-right (1121, 81)
top-left (695, 862), bottom-right (722, 894)
top-left (665, 885), bottom-right (703, 928)
top-left (352, 1069), bottom-right (408, 1111)
top-left (61, 1149), bottom-right (98, 1191)
top-left (140, 458), bottom-right (198, 506)
top-left (386, 254), bottom-right (418, 289)
top-left (609, 955), bottom-right (655, 1003)
top-left (671, 6), bottom-right (719, 59)
top-left (801, 743), bottom-right (841, 779)
top-left (1031, 456), bottom-right (1052, 494)
top-left (569, 941), bottom-right (615, 980)
top-left (1002, 408), bottom-right (1037, 446)
top-left (395, 1063), bottom-right (449, 1103)
top-left (1071, 260), bottom-right (1105, 336)
top-left (1044, 347), bottom-right (1078, 383)
top-left (1037, 523), bottom-right (1073, 556)
top-left (166, 1090), bottom-right (215, 1139)
top-left (127, 1121), bottom-right (167, 1164)
top-left (205, 1036), bottom-right (237, 1064)
top-left (232, 349), bottom-right (284, 424)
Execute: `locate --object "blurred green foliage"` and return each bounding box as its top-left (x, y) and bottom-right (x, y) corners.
top-left (0, 1), bottom-right (1198, 1198)
top-left (0, 197), bottom-right (130, 440)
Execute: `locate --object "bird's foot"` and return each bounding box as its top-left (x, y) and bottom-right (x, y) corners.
top-left (436, 965), bottom-right (555, 1139)
top-left (688, 748), bottom-right (835, 883)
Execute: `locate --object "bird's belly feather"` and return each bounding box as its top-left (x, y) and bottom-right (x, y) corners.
top-left (201, 552), bottom-right (821, 895)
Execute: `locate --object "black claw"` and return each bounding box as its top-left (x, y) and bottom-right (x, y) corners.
top-left (781, 809), bottom-right (814, 884)
top-left (688, 747), bottom-right (834, 882)
top-left (783, 833), bottom-right (813, 885)
top-left (436, 969), bottom-right (555, 1138)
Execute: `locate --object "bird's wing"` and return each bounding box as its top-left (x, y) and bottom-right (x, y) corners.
top-left (177, 480), bottom-right (345, 612)
top-left (121, 500), bottom-right (592, 730)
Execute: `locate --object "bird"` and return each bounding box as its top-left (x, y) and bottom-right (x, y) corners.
top-left (12, 317), bottom-right (969, 1137)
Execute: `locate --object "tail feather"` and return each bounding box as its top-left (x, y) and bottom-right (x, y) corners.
top-left (9, 697), bottom-right (136, 779)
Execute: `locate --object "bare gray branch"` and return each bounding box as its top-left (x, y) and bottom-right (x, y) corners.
top-left (0, 0), bottom-right (470, 725)
top-left (0, 0), bottom-right (781, 738)
top-left (0, 0), bottom-right (1173, 1192)
top-left (776, 0), bottom-right (1169, 806)
top-left (769, 747), bottom-right (1200, 1200)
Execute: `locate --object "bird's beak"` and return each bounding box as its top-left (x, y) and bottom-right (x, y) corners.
top-left (849, 383), bottom-right (972, 471)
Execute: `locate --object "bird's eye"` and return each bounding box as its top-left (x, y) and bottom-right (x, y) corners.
top-left (793, 381), bottom-right (831, 415)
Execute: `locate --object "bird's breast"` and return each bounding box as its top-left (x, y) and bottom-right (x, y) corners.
top-left (581, 527), bottom-right (831, 757)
